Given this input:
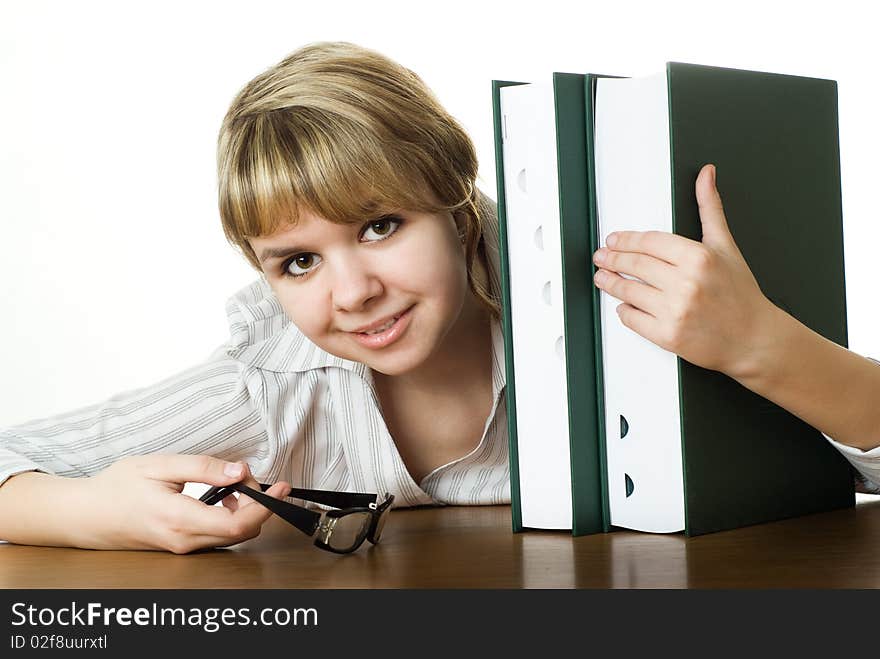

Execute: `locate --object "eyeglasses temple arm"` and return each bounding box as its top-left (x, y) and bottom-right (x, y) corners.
top-left (228, 482), bottom-right (321, 537)
top-left (198, 485), bottom-right (235, 506)
top-left (199, 483), bottom-right (377, 509)
top-left (285, 487), bottom-right (377, 509)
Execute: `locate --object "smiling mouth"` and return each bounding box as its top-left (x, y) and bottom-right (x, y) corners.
top-left (359, 314), bottom-right (403, 335)
top-left (349, 306), bottom-right (413, 334)
top-left (348, 306), bottom-right (414, 349)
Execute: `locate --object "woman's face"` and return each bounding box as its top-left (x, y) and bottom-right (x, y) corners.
top-left (249, 206), bottom-right (471, 376)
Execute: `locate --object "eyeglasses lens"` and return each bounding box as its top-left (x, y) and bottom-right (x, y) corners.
top-left (371, 506), bottom-right (390, 543)
top-left (328, 511), bottom-right (371, 553)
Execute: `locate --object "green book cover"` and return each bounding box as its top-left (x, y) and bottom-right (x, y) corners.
top-left (663, 62), bottom-right (855, 535)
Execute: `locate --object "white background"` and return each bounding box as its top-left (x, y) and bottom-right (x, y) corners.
top-left (2, 0), bottom-right (878, 427)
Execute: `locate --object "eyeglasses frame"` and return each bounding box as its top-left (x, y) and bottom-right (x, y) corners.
top-left (199, 482), bottom-right (393, 554)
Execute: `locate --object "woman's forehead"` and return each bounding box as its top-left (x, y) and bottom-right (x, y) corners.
top-left (256, 209), bottom-right (336, 242)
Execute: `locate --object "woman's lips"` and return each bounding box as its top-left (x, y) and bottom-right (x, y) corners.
top-left (350, 306), bottom-right (414, 349)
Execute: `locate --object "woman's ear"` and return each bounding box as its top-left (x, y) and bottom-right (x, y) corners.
top-left (453, 211), bottom-right (467, 244)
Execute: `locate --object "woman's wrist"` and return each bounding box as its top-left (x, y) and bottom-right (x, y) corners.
top-left (0, 471), bottom-right (94, 548)
top-left (724, 298), bottom-right (795, 386)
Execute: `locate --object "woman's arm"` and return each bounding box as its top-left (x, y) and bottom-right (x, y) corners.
top-left (0, 472), bottom-right (89, 547)
top-left (732, 304), bottom-right (880, 451)
top-left (0, 348), bottom-right (285, 550)
top-left (0, 349), bottom-right (267, 488)
top-left (0, 457), bottom-right (290, 552)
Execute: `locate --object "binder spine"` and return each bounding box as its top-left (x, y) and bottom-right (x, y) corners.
top-left (492, 80), bottom-right (527, 533)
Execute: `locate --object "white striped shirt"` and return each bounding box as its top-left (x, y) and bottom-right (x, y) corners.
top-left (0, 195), bottom-right (511, 508)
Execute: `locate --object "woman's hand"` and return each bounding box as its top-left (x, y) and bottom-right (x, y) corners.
top-left (73, 454), bottom-right (291, 553)
top-left (592, 164), bottom-right (780, 380)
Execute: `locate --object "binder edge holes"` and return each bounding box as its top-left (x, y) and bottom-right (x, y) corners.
top-left (516, 167), bottom-right (527, 193)
top-left (533, 225), bottom-right (543, 250)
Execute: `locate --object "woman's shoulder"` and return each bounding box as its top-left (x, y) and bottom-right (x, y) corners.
top-left (221, 277), bottom-right (365, 376)
top-left (225, 277), bottom-right (288, 346)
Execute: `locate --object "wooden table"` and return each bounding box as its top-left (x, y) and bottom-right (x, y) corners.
top-left (3, 499), bottom-right (880, 588)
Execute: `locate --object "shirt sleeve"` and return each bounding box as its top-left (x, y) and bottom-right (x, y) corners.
top-left (0, 348), bottom-right (268, 487)
top-left (822, 434), bottom-right (880, 494)
top-left (819, 354), bottom-right (880, 494)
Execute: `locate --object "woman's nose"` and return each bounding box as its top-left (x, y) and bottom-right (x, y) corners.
top-left (331, 257), bottom-right (384, 312)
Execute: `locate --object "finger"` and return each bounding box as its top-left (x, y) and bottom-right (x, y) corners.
top-left (140, 454), bottom-right (250, 488)
top-left (615, 303), bottom-right (669, 349)
top-left (603, 230), bottom-right (697, 267)
top-left (227, 481), bottom-right (293, 533)
top-left (221, 493), bottom-right (239, 512)
top-left (595, 269), bottom-right (664, 317)
top-left (185, 527), bottom-right (275, 552)
top-left (169, 480), bottom-right (292, 541)
top-left (236, 463), bottom-right (266, 510)
top-left (593, 249), bottom-right (678, 292)
top-left (160, 530), bottom-right (258, 554)
top-left (695, 164), bottom-right (734, 247)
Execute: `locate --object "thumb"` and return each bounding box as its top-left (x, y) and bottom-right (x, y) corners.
top-left (141, 454), bottom-right (249, 486)
top-left (696, 164), bottom-right (734, 247)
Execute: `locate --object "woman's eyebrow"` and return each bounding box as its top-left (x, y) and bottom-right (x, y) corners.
top-left (258, 245), bottom-right (303, 265)
top-left (257, 213), bottom-right (396, 264)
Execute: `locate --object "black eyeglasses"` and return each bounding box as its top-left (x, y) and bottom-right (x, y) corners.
top-left (199, 482), bottom-right (394, 554)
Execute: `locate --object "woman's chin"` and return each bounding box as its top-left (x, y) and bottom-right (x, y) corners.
top-left (363, 351), bottom-right (425, 378)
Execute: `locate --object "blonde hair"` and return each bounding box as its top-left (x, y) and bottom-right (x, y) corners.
top-left (217, 41), bottom-right (500, 318)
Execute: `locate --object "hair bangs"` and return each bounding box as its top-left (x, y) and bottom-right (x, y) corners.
top-left (220, 107), bottom-right (443, 247)
top-left (277, 107), bottom-right (441, 226)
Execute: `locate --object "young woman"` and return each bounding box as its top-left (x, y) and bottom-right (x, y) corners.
top-left (0, 42), bottom-right (876, 554)
top-left (0, 41), bottom-right (508, 553)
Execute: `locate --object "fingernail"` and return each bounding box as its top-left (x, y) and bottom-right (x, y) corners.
top-left (606, 233), bottom-right (618, 248)
top-left (709, 164), bottom-right (716, 186)
top-left (224, 463), bottom-right (243, 478)
top-left (594, 249), bottom-right (606, 264)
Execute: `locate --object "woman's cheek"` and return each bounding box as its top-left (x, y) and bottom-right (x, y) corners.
top-left (279, 292), bottom-right (325, 339)
top-left (409, 238), bottom-right (466, 294)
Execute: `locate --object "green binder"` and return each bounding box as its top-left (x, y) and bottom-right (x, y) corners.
top-left (493, 74), bottom-right (612, 536)
top-left (494, 63), bottom-right (855, 538)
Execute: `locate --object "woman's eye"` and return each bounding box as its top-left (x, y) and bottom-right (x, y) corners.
top-left (284, 253), bottom-right (322, 278)
top-left (361, 217), bottom-right (402, 242)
